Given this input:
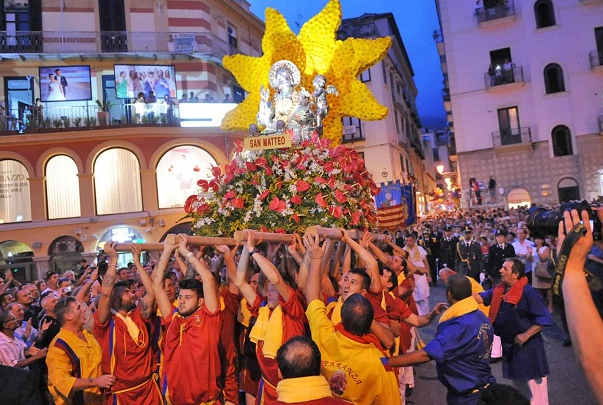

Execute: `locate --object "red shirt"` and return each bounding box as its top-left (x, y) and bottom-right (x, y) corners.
top-left (93, 307), bottom-right (162, 405)
top-left (248, 286), bottom-right (307, 405)
top-left (220, 288), bottom-right (240, 404)
top-left (365, 290), bottom-right (392, 324)
top-left (161, 304), bottom-right (222, 405)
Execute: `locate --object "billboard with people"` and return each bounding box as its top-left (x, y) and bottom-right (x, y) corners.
top-left (38, 65), bottom-right (92, 102)
top-left (113, 64), bottom-right (177, 100)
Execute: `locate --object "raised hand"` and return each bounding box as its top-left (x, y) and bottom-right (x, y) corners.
top-left (131, 244), bottom-right (142, 264)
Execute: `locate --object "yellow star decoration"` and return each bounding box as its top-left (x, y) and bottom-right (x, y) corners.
top-left (221, 0), bottom-right (391, 146)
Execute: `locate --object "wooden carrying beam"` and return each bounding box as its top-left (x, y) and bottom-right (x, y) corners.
top-left (304, 226), bottom-right (360, 240)
top-left (112, 243), bottom-right (165, 252)
top-left (233, 230), bottom-right (295, 244)
top-left (164, 234), bottom-right (239, 246)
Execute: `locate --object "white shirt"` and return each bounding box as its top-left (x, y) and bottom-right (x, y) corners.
top-left (404, 245), bottom-right (430, 301)
top-left (0, 331), bottom-right (27, 367)
top-left (513, 239), bottom-right (535, 272)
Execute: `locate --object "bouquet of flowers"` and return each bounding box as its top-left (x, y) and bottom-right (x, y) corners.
top-left (184, 134), bottom-right (379, 236)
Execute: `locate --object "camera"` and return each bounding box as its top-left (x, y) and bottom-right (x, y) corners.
top-left (527, 200), bottom-right (601, 241)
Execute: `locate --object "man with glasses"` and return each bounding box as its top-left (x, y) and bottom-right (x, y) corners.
top-left (0, 311), bottom-right (47, 368)
top-left (6, 302), bottom-right (38, 350)
top-left (46, 296), bottom-right (115, 405)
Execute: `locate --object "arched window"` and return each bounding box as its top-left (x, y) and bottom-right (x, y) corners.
top-left (0, 159), bottom-right (31, 223)
top-left (552, 125), bottom-right (573, 157)
top-left (534, 0), bottom-right (556, 29)
top-left (558, 178), bottom-right (580, 203)
top-left (46, 155), bottom-right (81, 219)
top-left (94, 148), bottom-right (142, 215)
top-left (544, 63), bottom-right (565, 94)
top-left (156, 145), bottom-right (217, 209)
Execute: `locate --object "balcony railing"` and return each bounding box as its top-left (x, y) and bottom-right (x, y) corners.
top-left (589, 50), bottom-right (603, 69)
top-left (476, 0), bottom-right (516, 24)
top-left (485, 66), bottom-right (524, 88)
top-left (598, 115), bottom-right (603, 134)
top-left (492, 126), bottom-right (531, 147)
top-left (0, 31), bottom-right (240, 58)
top-left (0, 103), bottom-right (182, 133)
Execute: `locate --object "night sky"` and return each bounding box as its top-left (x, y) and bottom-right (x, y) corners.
top-left (248, 0), bottom-right (447, 128)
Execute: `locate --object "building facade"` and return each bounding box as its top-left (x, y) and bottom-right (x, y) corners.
top-left (337, 13), bottom-right (430, 212)
top-left (435, 0), bottom-right (603, 208)
top-left (0, 0), bottom-right (265, 279)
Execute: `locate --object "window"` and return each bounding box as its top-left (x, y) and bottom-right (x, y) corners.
top-left (98, 0), bottom-right (127, 52)
top-left (342, 117), bottom-right (363, 142)
top-left (552, 125), bottom-right (573, 157)
top-left (543, 63), bottom-right (565, 94)
top-left (382, 61), bottom-right (387, 83)
top-left (156, 145), bottom-right (217, 209)
top-left (394, 110), bottom-right (399, 133)
top-left (227, 24), bottom-right (238, 49)
top-left (0, 159), bottom-right (31, 223)
top-left (497, 106), bottom-right (521, 145)
top-left (94, 148), bottom-right (142, 215)
top-left (558, 178), bottom-right (580, 203)
top-left (46, 155), bottom-right (81, 219)
top-left (534, 0), bottom-right (555, 29)
top-left (360, 68), bottom-right (371, 83)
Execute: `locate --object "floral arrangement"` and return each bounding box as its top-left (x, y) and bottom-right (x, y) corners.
top-left (184, 134), bottom-right (379, 235)
top-left (221, 0), bottom-right (391, 146)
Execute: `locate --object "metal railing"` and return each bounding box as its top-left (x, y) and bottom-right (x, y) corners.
top-left (476, 0), bottom-right (516, 24)
top-left (598, 115), bottom-right (603, 134)
top-left (589, 50), bottom-right (603, 69)
top-left (492, 126), bottom-right (531, 147)
top-left (485, 66), bottom-right (523, 88)
top-left (0, 30), bottom-right (241, 58)
top-left (0, 102), bottom-right (181, 133)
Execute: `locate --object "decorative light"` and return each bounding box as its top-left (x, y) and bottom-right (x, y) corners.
top-left (436, 164), bottom-right (444, 174)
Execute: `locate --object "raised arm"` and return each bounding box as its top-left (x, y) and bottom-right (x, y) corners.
top-left (234, 246), bottom-right (258, 304)
top-left (97, 242), bottom-right (119, 324)
top-left (559, 209), bottom-right (603, 404)
top-left (177, 234), bottom-right (218, 313)
top-left (246, 231), bottom-right (291, 301)
top-left (339, 229), bottom-right (381, 293)
top-left (303, 233), bottom-right (325, 303)
top-left (75, 267), bottom-right (98, 304)
top-left (131, 244), bottom-right (155, 319)
top-left (215, 244), bottom-right (239, 294)
top-left (152, 241), bottom-right (178, 320)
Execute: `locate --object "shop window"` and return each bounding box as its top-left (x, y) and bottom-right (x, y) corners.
top-left (0, 159), bottom-right (31, 223)
top-left (94, 148), bottom-right (142, 215)
top-left (46, 155), bottom-right (81, 219)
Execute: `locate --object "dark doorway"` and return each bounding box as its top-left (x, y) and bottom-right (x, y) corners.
top-left (490, 47), bottom-right (512, 68)
top-left (497, 106), bottom-right (521, 146)
top-left (3, 76), bottom-right (34, 131)
top-left (558, 186), bottom-right (580, 203)
top-left (99, 0), bottom-right (127, 52)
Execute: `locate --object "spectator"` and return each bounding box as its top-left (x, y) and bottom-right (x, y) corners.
top-left (222, 94), bottom-right (232, 103)
top-left (204, 93), bottom-right (216, 103)
top-left (179, 93), bottom-right (188, 104)
top-left (162, 94), bottom-right (175, 124)
top-left (189, 91), bottom-right (198, 102)
top-left (0, 311), bottom-right (47, 368)
top-left (6, 303), bottom-right (38, 350)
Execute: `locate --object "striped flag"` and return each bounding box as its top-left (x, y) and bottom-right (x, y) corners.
top-left (375, 181), bottom-right (406, 231)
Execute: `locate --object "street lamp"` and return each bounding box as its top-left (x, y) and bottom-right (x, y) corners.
top-left (436, 164), bottom-right (445, 175)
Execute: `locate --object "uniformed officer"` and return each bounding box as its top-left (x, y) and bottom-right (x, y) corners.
top-left (485, 229), bottom-right (516, 287)
top-left (419, 227), bottom-right (438, 286)
top-left (455, 226), bottom-right (483, 282)
top-left (440, 226), bottom-right (458, 270)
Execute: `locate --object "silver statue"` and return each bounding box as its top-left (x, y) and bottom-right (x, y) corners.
top-left (253, 60), bottom-right (338, 142)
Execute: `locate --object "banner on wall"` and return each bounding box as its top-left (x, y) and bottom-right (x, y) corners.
top-left (0, 160), bottom-right (31, 223)
top-left (374, 181), bottom-right (416, 231)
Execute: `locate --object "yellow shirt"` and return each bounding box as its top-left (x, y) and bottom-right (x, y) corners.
top-left (306, 299), bottom-right (401, 405)
top-left (46, 328), bottom-right (103, 405)
top-left (467, 276), bottom-right (489, 315)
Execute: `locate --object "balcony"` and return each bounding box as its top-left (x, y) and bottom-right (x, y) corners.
top-left (0, 31), bottom-right (241, 61)
top-left (589, 50), bottom-right (603, 71)
top-left (476, 1), bottom-right (516, 27)
top-left (492, 126), bottom-right (532, 148)
top-left (485, 66), bottom-right (524, 91)
top-left (598, 115), bottom-right (603, 135)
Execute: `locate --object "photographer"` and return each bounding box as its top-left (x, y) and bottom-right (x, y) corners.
top-left (557, 208), bottom-right (603, 404)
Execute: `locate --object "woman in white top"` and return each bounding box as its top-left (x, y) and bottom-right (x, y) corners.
top-left (47, 74), bottom-right (66, 101)
top-left (532, 235), bottom-right (553, 313)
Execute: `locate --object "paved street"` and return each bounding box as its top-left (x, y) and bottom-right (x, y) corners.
top-left (406, 283), bottom-right (596, 405)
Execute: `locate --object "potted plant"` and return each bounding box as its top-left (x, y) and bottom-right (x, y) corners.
top-left (74, 117), bottom-right (82, 128)
top-left (95, 99), bottom-right (113, 126)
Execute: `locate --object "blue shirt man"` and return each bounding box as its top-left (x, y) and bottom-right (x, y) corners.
top-left (389, 275), bottom-right (495, 405)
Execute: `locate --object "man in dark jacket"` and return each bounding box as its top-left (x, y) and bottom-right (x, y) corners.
top-left (485, 230), bottom-right (516, 287)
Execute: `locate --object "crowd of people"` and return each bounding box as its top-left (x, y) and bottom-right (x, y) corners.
top-left (0, 205), bottom-right (602, 405)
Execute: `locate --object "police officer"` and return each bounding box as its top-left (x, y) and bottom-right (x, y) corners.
top-left (485, 229), bottom-right (516, 287)
top-left (440, 226), bottom-right (458, 271)
top-left (419, 227), bottom-right (438, 286)
top-left (455, 226), bottom-right (483, 282)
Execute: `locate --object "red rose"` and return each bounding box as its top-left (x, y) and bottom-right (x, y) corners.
top-left (296, 180), bottom-right (310, 192)
top-left (232, 198), bottom-right (245, 209)
top-left (259, 190), bottom-right (271, 201)
top-left (315, 193), bottom-right (328, 208)
top-left (290, 195), bottom-right (302, 205)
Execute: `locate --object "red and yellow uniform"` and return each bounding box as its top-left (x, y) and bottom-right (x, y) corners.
top-left (161, 304), bottom-right (222, 405)
top-left (248, 286), bottom-right (306, 405)
top-left (274, 375), bottom-right (352, 405)
top-left (306, 299), bottom-right (401, 405)
top-left (46, 328), bottom-right (103, 405)
top-left (93, 307), bottom-right (162, 405)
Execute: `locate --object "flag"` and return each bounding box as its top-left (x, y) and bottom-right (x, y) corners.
top-left (402, 184), bottom-right (416, 226)
top-left (375, 181), bottom-right (407, 231)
